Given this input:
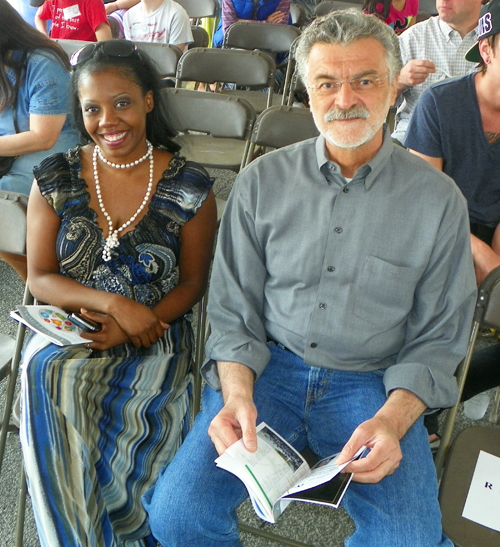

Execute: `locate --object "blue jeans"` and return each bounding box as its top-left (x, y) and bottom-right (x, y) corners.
top-left (144, 343), bottom-right (452, 547)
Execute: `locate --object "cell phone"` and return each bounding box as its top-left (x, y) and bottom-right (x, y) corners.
top-left (69, 312), bottom-right (102, 332)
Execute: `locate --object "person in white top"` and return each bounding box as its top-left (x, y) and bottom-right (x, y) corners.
top-left (123, 0), bottom-right (193, 51)
top-left (393, 0), bottom-right (482, 143)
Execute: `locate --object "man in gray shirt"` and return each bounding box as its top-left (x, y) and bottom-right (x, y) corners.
top-left (145, 10), bottom-right (476, 547)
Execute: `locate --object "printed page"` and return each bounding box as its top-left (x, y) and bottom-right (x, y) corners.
top-left (215, 423), bottom-right (310, 521)
top-left (11, 305), bottom-right (89, 346)
top-left (462, 450), bottom-right (500, 532)
top-left (284, 446), bottom-right (366, 496)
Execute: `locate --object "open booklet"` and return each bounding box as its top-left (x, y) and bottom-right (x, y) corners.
top-left (10, 305), bottom-right (89, 347)
top-left (215, 422), bottom-right (366, 524)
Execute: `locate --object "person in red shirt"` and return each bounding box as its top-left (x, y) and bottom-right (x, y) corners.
top-left (35, 0), bottom-right (112, 41)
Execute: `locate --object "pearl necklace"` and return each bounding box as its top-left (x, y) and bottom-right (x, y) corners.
top-left (97, 140), bottom-right (152, 168)
top-left (93, 143), bottom-right (154, 262)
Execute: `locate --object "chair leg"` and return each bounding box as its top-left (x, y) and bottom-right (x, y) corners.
top-left (239, 523), bottom-right (314, 547)
top-left (434, 320), bottom-right (480, 480)
top-left (488, 386), bottom-right (500, 424)
top-left (14, 465), bottom-right (27, 547)
top-left (192, 293), bottom-right (209, 422)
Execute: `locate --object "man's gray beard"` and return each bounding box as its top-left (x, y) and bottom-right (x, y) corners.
top-left (320, 105), bottom-right (377, 150)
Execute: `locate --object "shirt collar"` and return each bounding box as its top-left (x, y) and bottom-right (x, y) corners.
top-left (315, 125), bottom-right (394, 190)
top-left (438, 17), bottom-right (477, 41)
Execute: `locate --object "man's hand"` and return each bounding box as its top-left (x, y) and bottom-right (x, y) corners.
top-left (336, 389), bottom-right (426, 483)
top-left (336, 415), bottom-right (403, 483)
top-left (398, 60), bottom-right (436, 92)
top-left (470, 234), bottom-right (500, 285)
top-left (208, 395), bottom-right (257, 455)
top-left (208, 361), bottom-right (257, 455)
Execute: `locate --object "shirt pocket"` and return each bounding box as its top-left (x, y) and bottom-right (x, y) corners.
top-left (352, 255), bottom-right (424, 331)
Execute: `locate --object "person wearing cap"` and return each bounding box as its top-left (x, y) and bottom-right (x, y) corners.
top-left (392, 0), bottom-right (482, 144)
top-left (405, 0), bottom-right (500, 283)
top-left (405, 0), bottom-right (500, 436)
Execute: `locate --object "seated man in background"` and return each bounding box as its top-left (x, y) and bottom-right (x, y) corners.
top-left (405, 0), bottom-right (500, 429)
top-left (123, 0), bottom-right (192, 51)
top-left (405, 0), bottom-right (500, 283)
top-left (143, 10), bottom-right (476, 547)
top-left (393, 0), bottom-right (481, 144)
top-left (35, 0), bottom-right (112, 41)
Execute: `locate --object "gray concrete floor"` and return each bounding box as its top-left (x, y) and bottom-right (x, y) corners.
top-left (0, 167), bottom-right (499, 547)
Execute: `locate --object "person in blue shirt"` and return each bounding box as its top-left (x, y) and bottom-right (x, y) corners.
top-left (0, 0), bottom-right (79, 280)
top-left (213, 0), bottom-right (291, 47)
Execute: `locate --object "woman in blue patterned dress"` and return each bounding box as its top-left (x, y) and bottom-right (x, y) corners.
top-left (20, 40), bottom-right (217, 547)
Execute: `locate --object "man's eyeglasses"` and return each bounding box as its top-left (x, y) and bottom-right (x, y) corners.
top-left (70, 39), bottom-right (139, 67)
top-left (308, 74), bottom-right (390, 96)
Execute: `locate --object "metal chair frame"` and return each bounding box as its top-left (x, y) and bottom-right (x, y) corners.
top-left (161, 87), bottom-right (256, 172)
top-left (175, 46), bottom-right (277, 114)
top-left (174, 0), bottom-right (218, 21)
top-left (222, 21), bottom-right (301, 101)
top-left (0, 192), bottom-right (31, 547)
top-left (435, 264), bottom-right (500, 479)
top-left (314, 0), bottom-right (362, 16)
top-left (243, 105), bottom-right (319, 167)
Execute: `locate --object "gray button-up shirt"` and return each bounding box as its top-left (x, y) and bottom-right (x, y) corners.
top-left (203, 128), bottom-right (476, 410)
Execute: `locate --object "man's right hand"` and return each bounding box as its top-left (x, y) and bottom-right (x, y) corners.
top-left (208, 396), bottom-right (258, 455)
top-left (209, 361), bottom-right (258, 455)
top-left (398, 60), bottom-right (436, 92)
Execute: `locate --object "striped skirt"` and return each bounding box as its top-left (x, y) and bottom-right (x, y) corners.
top-left (20, 318), bottom-right (193, 547)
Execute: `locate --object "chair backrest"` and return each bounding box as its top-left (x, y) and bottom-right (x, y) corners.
top-left (176, 47), bottom-right (276, 89)
top-left (244, 106), bottom-right (319, 166)
top-left (418, 0), bottom-right (438, 15)
top-left (0, 191), bottom-right (28, 256)
top-left (223, 22), bottom-right (301, 55)
top-left (251, 106), bottom-right (319, 149)
top-left (290, 4), bottom-right (307, 27)
top-left (314, 0), bottom-right (361, 16)
top-left (53, 38), bottom-right (92, 59)
top-left (174, 0), bottom-right (218, 18)
top-left (189, 25), bottom-right (210, 49)
top-left (161, 88), bottom-right (255, 139)
top-left (134, 42), bottom-right (182, 78)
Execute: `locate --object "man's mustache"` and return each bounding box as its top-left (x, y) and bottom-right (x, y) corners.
top-left (324, 106), bottom-right (370, 121)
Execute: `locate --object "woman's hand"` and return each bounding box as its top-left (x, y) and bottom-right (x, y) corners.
top-left (102, 298), bottom-right (169, 348)
top-left (266, 10), bottom-right (285, 23)
top-left (79, 311), bottom-right (130, 350)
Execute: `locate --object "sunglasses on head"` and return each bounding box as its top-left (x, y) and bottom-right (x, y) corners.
top-left (70, 39), bottom-right (139, 67)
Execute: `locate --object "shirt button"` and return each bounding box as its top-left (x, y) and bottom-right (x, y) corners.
top-left (310, 342), bottom-right (317, 348)
top-left (319, 303), bottom-right (327, 310)
top-left (327, 266), bottom-right (335, 272)
top-left (343, 187), bottom-right (349, 193)
top-left (334, 227), bottom-right (343, 233)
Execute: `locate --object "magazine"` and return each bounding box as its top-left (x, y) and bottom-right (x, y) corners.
top-left (10, 305), bottom-right (90, 346)
top-left (215, 422), bottom-right (366, 524)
